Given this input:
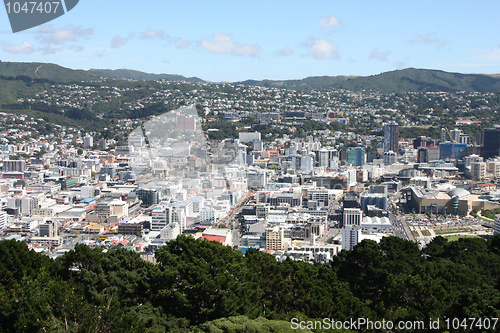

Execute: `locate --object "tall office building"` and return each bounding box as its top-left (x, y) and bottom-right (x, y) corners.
top-left (343, 208), bottom-right (363, 226)
top-left (2, 160), bottom-right (26, 172)
top-left (347, 147), bottom-right (366, 166)
top-left (471, 161), bottom-right (486, 180)
top-left (441, 128), bottom-right (447, 143)
top-left (384, 121), bottom-right (399, 155)
top-left (151, 204), bottom-right (172, 231)
top-left (413, 136), bottom-right (429, 149)
top-left (383, 151), bottom-right (397, 165)
top-left (450, 128), bottom-right (462, 142)
top-left (318, 149), bottom-right (330, 167)
top-left (342, 225), bottom-right (360, 251)
top-left (417, 147), bottom-right (427, 163)
top-left (137, 188), bottom-right (161, 207)
top-left (98, 138), bottom-right (107, 150)
top-left (83, 135), bottom-right (93, 149)
top-left (0, 210), bottom-right (7, 229)
top-left (482, 128), bottom-right (500, 159)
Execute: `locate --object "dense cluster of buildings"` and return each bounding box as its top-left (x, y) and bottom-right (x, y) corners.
top-left (2, 103), bottom-right (500, 260)
top-left (3, 79), bottom-right (500, 261)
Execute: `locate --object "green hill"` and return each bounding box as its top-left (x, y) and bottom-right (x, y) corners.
top-left (339, 68), bottom-right (500, 92)
top-left (237, 75), bottom-right (355, 90)
top-left (0, 62), bottom-right (115, 106)
top-left (97, 68), bottom-right (205, 83)
top-left (2, 61), bottom-right (500, 93)
top-left (0, 61), bottom-right (108, 82)
top-left (236, 68), bottom-right (500, 92)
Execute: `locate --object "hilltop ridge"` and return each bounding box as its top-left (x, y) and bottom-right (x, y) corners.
top-left (1, 61), bottom-right (499, 93)
top-left (235, 68), bottom-right (500, 93)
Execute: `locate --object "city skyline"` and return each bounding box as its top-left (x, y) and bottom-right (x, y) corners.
top-left (0, 1), bottom-right (499, 82)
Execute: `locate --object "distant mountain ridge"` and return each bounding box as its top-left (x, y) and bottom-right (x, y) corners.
top-left (0, 62), bottom-right (107, 82)
top-left (0, 62), bottom-right (204, 84)
top-left (235, 68), bottom-right (500, 93)
top-left (97, 68), bottom-right (205, 83)
top-left (0, 61), bottom-right (499, 92)
top-left (236, 75), bottom-right (358, 90)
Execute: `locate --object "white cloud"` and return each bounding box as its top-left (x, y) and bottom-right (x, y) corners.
top-left (38, 46), bottom-right (62, 55)
top-left (307, 38), bottom-right (339, 60)
top-left (141, 29), bottom-right (169, 40)
top-left (176, 40), bottom-right (191, 49)
top-left (369, 49), bottom-right (390, 61)
top-left (319, 15), bottom-right (342, 33)
top-left (410, 33), bottom-right (447, 48)
top-left (111, 36), bottom-right (128, 49)
top-left (276, 46), bottom-right (294, 56)
top-left (141, 29), bottom-right (191, 50)
top-left (202, 33), bottom-right (259, 57)
top-left (37, 44), bottom-right (85, 55)
top-left (3, 41), bottom-right (35, 54)
top-left (235, 44), bottom-right (259, 57)
top-left (38, 25), bottom-right (93, 45)
top-left (202, 33), bottom-right (236, 54)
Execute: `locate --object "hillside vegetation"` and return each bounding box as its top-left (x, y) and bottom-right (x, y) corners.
top-left (0, 235), bottom-right (498, 332)
top-left (2, 61), bottom-right (500, 93)
top-left (237, 68), bottom-right (500, 93)
top-left (97, 68), bottom-right (205, 83)
top-left (0, 62), bottom-right (108, 82)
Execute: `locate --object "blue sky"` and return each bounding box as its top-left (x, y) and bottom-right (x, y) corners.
top-left (1, 0), bottom-right (499, 82)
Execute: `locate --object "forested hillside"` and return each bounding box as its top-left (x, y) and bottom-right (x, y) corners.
top-left (236, 68), bottom-right (500, 93)
top-left (0, 235), bottom-right (499, 332)
top-left (97, 69), bottom-right (205, 83)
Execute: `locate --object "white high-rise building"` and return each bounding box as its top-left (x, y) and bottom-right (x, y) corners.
top-left (160, 222), bottom-right (180, 241)
top-left (471, 161), bottom-right (486, 180)
top-left (450, 128), bottom-right (462, 142)
top-left (171, 208), bottom-right (186, 233)
top-left (81, 186), bottom-right (95, 199)
top-left (441, 128), bottom-right (447, 143)
top-left (342, 225), bottom-right (360, 251)
top-left (319, 149), bottom-right (329, 168)
top-left (486, 159), bottom-right (500, 178)
top-left (20, 196), bottom-right (38, 217)
top-left (300, 155), bottom-right (313, 171)
top-left (151, 204), bottom-right (172, 231)
top-left (0, 210), bottom-right (7, 229)
top-left (84, 135), bottom-right (93, 149)
top-left (199, 208), bottom-right (216, 225)
top-left (343, 208), bottom-right (362, 226)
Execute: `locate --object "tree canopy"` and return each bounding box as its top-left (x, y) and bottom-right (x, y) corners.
top-left (0, 235), bottom-right (499, 332)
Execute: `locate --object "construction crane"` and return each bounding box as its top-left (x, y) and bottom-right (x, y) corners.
top-left (444, 127), bottom-right (455, 160)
